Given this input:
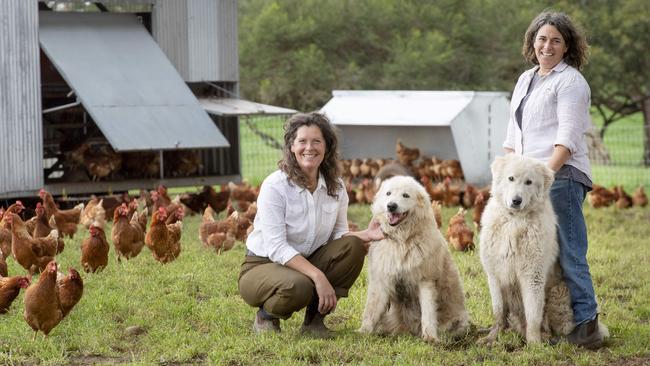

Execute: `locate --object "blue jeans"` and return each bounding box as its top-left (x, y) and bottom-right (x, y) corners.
top-left (550, 178), bottom-right (598, 325)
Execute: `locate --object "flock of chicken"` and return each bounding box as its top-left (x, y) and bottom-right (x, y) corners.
top-left (63, 143), bottom-right (202, 181)
top-left (0, 183), bottom-right (259, 338)
top-left (341, 140), bottom-right (648, 252)
top-left (2, 139), bottom-right (647, 338)
top-left (341, 140), bottom-right (491, 252)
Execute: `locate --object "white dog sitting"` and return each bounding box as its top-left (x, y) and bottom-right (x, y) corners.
top-left (480, 154), bottom-right (585, 344)
top-left (359, 176), bottom-right (470, 342)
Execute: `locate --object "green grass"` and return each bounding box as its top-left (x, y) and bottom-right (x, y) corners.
top-left (1, 205), bottom-right (649, 365)
top-left (590, 111), bottom-right (649, 190)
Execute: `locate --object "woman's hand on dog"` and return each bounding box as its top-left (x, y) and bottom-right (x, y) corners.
top-left (346, 218), bottom-right (385, 254)
top-left (365, 218), bottom-right (384, 241)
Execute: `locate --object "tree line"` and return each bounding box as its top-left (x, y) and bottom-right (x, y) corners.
top-left (238, 0), bottom-right (649, 163)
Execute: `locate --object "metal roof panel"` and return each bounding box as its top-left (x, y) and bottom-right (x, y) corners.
top-left (199, 97), bottom-right (297, 116)
top-left (39, 11), bottom-right (229, 151)
top-left (320, 90), bottom-right (478, 126)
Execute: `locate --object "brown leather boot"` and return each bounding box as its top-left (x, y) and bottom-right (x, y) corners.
top-left (253, 308), bottom-right (280, 334)
top-left (566, 315), bottom-right (605, 349)
top-left (300, 302), bottom-right (333, 339)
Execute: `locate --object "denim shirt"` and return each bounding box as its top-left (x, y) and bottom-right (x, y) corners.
top-left (503, 60), bottom-right (593, 182)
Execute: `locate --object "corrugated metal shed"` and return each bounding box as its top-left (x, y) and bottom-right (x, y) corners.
top-left (39, 11), bottom-right (230, 152)
top-left (321, 90), bottom-right (510, 185)
top-left (199, 98), bottom-right (297, 117)
top-left (0, 0), bottom-right (42, 199)
top-left (153, 0), bottom-right (238, 82)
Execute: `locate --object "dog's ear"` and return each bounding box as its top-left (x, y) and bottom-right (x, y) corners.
top-left (490, 155), bottom-right (508, 183)
top-left (540, 164), bottom-right (555, 191)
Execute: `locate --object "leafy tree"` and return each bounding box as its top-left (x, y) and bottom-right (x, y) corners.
top-left (239, 0), bottom-right (649, 165)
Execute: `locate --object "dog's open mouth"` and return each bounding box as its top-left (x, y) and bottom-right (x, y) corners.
top-left (387, 211), bottom-right (408, 226)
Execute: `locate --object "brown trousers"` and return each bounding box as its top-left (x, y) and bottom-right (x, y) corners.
top-left (238, 236), bottom-right (365, 319)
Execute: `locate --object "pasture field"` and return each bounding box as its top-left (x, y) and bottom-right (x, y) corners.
top-left (1, 204), bottom-right (649, 365)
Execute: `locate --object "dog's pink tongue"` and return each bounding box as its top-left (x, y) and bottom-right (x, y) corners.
top-left (389, 212), bottom-right (402, 225)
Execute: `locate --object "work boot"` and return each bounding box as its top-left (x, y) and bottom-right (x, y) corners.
top-left (550, 315), bottom-right (605, 349)
top-left (300, 302), bottom-right (333, 339)
top-left (253, 308), bottom-right (280, 334)
top-left (566, 315), bottom-right (605, 349)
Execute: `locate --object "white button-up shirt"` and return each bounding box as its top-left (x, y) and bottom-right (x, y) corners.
top-left (245, 170), bottom-right (350, 265)
top-left (503, 60), bottom-right (592, 180)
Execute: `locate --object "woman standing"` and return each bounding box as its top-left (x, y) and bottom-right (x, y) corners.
top-left (238, 112), bottom-right (383, 337)
top-left (503, 10), bottom-right (607, 348)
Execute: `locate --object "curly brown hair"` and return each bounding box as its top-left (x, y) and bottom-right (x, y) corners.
top-left (522, 10), bottom-right (588, 70)
top-left (278, 112), bottom-right (342, 197)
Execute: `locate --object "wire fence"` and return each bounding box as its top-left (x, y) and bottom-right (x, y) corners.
top-left (240, 116), bottom-right (650, 190)
top-left (240, 115), bottom-right (286, 185)
top-left (589, 123), bottom-right (650, 190)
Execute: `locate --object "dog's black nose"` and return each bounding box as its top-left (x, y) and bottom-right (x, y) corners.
top-left (511, 196), bottom-right (522, 207)
top-left (387, 202), bottom-right (398, 212)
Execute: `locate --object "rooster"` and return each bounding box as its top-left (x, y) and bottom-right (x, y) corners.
top-left (39, 189), bottom-right (84, 239)
top-left (31, 203), bottom-right (65, 254)
top-left (200, 208), bottom-right (250, 248)
top-left (632, 186), bottom-right (648, 207)
top-left (587, 185), bottom-right (616, 208)
top-left (200, 185), bottom-right (230, 215)
top-left (228, 181), bottom-right (258, 203)
top-left (1, 275), bottom-right (30, 313)
top-left (70, 143), bottom-right (122, 181)
top-left (151, 185), bottom-right (172, 213)
top-left (23, 261), bottom-right (63, 338)
top-left (145, 207), bottom-right (183, 264)
top-left (395, 139), bottom-right (420, 167)
top-left (614, 185), bottom-right (633, 209)
top-left (7, 213), bottom-right (59, 274)
top-left (56, 267), bottom-right (84, 318)
top-left (80, 196), bottom-right (106, 229)
top-left (0, 201), bottom-right (25, 260)
top-left (111, 202), bottom-right (147, 261)
top-left (472, 192), bottom-right (487, 232)
top-left (207, 231), bottom-right (236, 255)
top-left (81, 224), bottom-right (109, 273)
top-left (446, 208), bottom-right (474, 252)
top-left (461, 184), bottom-right (478, 209)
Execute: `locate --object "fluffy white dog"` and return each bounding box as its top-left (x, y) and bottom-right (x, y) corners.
top-left (479, 154), bottom-right (578, 344)
top-left (359, 176), bottom-right (470, 342)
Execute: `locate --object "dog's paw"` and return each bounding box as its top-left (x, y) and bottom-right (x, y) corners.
top-left (421, 329), bottom-right (439, 343)
top-left (357, 325), bottom-right (373, 334)
top-left (478, 327), bottom-right (499, 346)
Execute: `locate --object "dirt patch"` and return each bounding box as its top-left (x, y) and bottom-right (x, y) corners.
top-left (606, 356), bottom-right (650, 366)
top-left (68, 354), bottom-right (131, 365)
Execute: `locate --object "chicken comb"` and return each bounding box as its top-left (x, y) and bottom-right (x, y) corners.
top-left (36, 202), bottom-right (42, 208)
top-left (39, 189), bottom-right (46, 195)
top-left (15, 200), bottom-right (23, 206)
top-left (158, 207), bottom-right (166, 214)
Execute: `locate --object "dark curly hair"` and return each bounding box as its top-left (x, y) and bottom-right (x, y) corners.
top-left (522, 10), bottom-right (588, 70)
top-left (278, 112), bottom-right (342, 197)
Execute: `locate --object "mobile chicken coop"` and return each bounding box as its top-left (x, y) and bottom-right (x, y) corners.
top-left (320, 90), bottom-right (510, 186)
top-left (0, 0), bottom-right (295, 201)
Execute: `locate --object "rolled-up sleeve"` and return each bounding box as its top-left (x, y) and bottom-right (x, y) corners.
top-left (554, 76), bottom-right (591, 154)
top-left (330, 186), bottom-right (350, 240)
top-left (256, 184), bottom-right (300, 265)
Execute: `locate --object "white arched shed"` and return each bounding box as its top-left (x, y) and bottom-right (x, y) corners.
top-left (320, 90), bottom-right (510, 186)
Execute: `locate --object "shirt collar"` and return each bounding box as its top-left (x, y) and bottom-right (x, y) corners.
top-left (289, 172), bottom-right (326, 193)
top-left (533, 59), bottom-right (569, 76)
